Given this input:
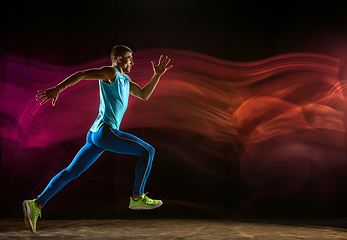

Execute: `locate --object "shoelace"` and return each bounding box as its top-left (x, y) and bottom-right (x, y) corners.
top-left (140, 193), bottom-right (154, 204)
top-left (35, 209), bottom-right (42, 220)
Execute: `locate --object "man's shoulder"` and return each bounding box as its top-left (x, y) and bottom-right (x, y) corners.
top-left (100, 66), bottom-right (117, 77)
top-left (100, 66), bottom-right (117, 72)
top-left (96, 66), bottom-right (117, 84)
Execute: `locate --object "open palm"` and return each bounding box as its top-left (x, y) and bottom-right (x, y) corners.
top-left (151, 55), bottom-right (173, 76)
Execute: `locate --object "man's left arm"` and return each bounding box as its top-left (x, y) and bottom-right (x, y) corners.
top-left (130, 55), bottom-right (172, 100)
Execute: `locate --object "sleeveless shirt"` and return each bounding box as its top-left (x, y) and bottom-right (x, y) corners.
top-left (90, 66), bottom-right (130, 132)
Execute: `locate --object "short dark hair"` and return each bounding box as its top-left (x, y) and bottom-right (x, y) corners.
top-left (110, 45), bottom-right (132, 60)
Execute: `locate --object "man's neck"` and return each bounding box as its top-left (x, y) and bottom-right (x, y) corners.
top-left (113, 64), bottom-right (124, 75)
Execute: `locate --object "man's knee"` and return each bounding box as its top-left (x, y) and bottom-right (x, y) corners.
top-left (141, 144), bottom-right (155, 158)
top-left (148, 145), bottom-right (155, 156)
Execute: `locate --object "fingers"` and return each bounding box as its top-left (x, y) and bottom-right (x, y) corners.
top-left (164, 58), bottom-right (172, 69)
top-left (36, 96), bottom-right (46, 101)
top-left (52, 96), bottom-right (58, 106)
top-left (157, 55), bottom-right (172, 67)
top-left (164, 57), bottom-right (170, 65)
top-left (162, 56), bottom-right (173, 70)
top-left (153, 55), bottom-right (173, 75)
top-left (36, 90), bottom-right (47, 101)
top-left (36, 91), bottom-right (47, 102)
top-left (36, 89), bottom-right (57, 106)
top-left (161, 56), bottom-right (169, 66)
top-left (38, 97), bottom-right (57, 106)
top-left (40, 99), bottom-right (49, 105)
top-left (157, 55), bottom-right (170, 65)
top-left (158, 55), bottom-right (164, 65)
top-left (36, 90), bottom-right (46, 97)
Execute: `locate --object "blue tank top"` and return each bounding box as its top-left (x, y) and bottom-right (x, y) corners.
top-left (90, 66), bottom-right (130, 132)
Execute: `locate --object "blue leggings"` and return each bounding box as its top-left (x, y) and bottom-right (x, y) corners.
top-left (36, 124), bottom-right (154, 207)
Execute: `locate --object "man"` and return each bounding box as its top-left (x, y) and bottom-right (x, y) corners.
top-left (22, 45), bottom-right (173, 233)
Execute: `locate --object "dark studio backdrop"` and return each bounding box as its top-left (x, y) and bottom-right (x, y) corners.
top-left (2, 1), bottom-right (347, 219)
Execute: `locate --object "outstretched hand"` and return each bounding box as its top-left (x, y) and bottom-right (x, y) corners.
top-left (36, 87), bottom-right (60, 106)
top-left (151, 55), bottom-right (173, 76)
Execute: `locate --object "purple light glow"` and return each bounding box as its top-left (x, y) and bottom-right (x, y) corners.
top-left (2, 49), bottom-right (345, 157)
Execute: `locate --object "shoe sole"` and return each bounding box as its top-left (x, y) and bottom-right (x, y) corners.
top-left (129, 202), bottom-right (163, 210)
top-left (22, 200), bottom-right (35, 233)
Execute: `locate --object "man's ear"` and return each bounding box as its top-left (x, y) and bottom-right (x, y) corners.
top-left (117, 56), bottom-right (122, 63)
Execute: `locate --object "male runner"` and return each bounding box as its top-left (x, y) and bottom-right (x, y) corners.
top-left (22, 45), bottom-right (173, 233)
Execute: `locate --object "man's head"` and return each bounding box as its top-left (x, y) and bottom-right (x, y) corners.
top-left (110, 45), bottom-right (134, 73)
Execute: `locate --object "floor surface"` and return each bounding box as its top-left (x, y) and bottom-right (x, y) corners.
top-left (1, 218), bottom-right (347, 239)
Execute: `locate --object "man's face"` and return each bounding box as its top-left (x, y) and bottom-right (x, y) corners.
top-left (119, 51), bottom-right (134, 73)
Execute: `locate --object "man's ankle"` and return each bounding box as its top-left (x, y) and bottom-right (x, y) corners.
top-left (132, 194), bottom-right (142, 200)
top-left (35, 200), bottom-right (43, 210)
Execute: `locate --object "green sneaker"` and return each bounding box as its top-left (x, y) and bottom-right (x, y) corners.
top-left (129, 193), bottom-right (163, 210)
top-left (22, 200), bottom-right (41, 233)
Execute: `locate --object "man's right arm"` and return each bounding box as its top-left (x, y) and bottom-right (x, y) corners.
top-left (36, 67), bottom-right (115, 106)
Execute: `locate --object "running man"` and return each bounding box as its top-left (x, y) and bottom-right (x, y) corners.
top-left (22, 45), bottom-right (173, 233)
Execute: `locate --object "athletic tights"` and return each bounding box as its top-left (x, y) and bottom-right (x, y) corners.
top-left (36, 124), bottom-right (154, 207)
